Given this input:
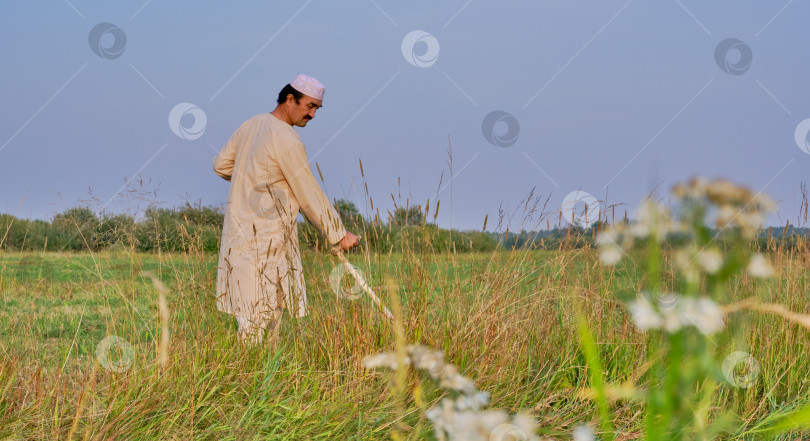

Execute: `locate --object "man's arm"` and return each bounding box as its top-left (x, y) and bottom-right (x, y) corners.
top-left (213, 132), bottom-right (238, 181)
top-left (275, 138), bottom-right (348, 246)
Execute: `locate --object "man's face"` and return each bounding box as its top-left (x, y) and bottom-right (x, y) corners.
top-left (286, 94), bottom-right (323, 127)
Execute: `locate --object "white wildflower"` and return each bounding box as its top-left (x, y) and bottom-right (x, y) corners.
top-left (674, 248), bottom-right (692, 271)
top-left (675, 178), bottom-right (773, 239)
top-left (628, 293), bottom-right (724, 335)
top-left (367, 344), bottom-right (539, 441)
top-left (409, 345), bottom-right (447, 377)
top-left (754, 194), bottom-right (777, 213)
top-left (427, 402), bottom-right (540, 441)
top-left (747, 253), bottom-right (774, 278)
top-left (628, 295), bottom-right (663, 331)
top-left (654, 292), bottom-right (684, 333)
top-left (680, 297), bottom-right (725, 335)
top-left (737, 210), bottom-right (764, 230)
top-left (596, 228), bottom-right (629, 265)
top-left (426, 400), bottom-right (454, 440)
top-left (660, 305), bottom-right (685, 333)
top-left (673, 176), bottom-right (709, 200)
top-left (595, 229), bottom-right (619, 247)
top-left (440, 371), bottom-right (477, 395)
top-left (364, 345), bottom-right (480, 395)
top-left (510, 414), bottom-right (539, 439)
top-left (696, 248), bottom-right (723, 274)
top-left (572, 424), bottom-right (596, 441)
top-left (362, 352), bottom-right (399, 370)
top-left (674, 248), bottom-right (699, 284)
top-left (656, 292), bottom-right (681, 311)
top-left (629, 199), bottom-right (672, 239)
top-left (599, 246), bottom-right (623, 265)
top-left (455, 391), bottom-right (490, 411)
top-left (702, 180), bottom-right (774, 238)
top-left (715, 204), bottom-right (737, 229)
top-left (480, 411), bottom-right (510, 433)
top-left (706, 179), bottom-right (748, 205)
top-left (490, 421), bottom-right (533, 441)
top-left (737, 210), bottom-right (766, 239)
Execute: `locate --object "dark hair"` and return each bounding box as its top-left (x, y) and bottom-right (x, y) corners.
top-left (277, 84), bottom-right (304, 104)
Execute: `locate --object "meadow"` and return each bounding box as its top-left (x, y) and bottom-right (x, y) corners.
top-left (1, 223), bottom-right (809, 439)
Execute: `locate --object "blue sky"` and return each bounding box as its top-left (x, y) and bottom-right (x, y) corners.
top-left (1, 1), bottom-right (808, 231)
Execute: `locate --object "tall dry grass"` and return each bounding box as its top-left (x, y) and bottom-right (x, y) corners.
top-left (0, 178), bottom-right (808, 439)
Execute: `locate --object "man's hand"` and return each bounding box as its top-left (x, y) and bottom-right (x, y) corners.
top-left (339, 232), bottom-right (360, 251)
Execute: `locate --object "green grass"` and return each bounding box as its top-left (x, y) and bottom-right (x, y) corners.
top-left (0, 245), bottom-right (808, 439)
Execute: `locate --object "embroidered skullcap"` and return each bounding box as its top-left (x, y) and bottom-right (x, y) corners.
top-left (290, 74), bottom-right (325, 100)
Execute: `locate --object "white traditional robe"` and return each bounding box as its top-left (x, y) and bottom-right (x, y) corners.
top-left (213, 113), bottom-right (346, 336)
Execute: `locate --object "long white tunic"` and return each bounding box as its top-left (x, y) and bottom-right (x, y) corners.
top-left (213, 113), bottom-right (346, 323)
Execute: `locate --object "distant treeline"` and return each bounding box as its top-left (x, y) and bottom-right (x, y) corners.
top-left (0, 202), bottom-right (806, 253)
top-left (0, 201), bottom-right (499, 254)
top-left (0, 205), bottom-right (223, 253)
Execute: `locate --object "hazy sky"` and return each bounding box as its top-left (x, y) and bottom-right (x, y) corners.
top-left (1, 1), bottom-right (808, 231)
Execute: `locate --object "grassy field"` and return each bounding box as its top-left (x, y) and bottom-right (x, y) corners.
top-left (0, 241), bottom-right (808, 439)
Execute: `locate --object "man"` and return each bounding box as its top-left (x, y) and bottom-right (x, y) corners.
top-left (213, 74), bottom-right (359, 345)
